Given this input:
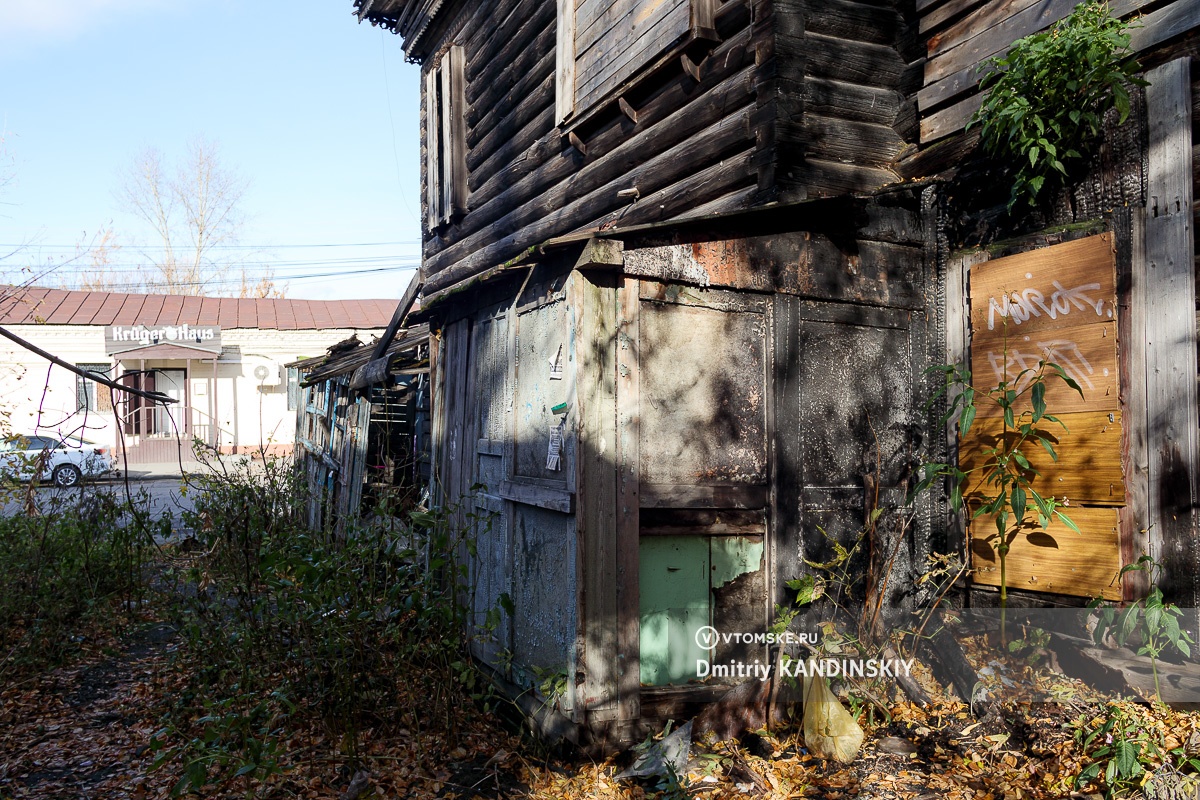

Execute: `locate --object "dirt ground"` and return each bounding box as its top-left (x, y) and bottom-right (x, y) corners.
top-left (3, 612), bottom-right (1200, 800)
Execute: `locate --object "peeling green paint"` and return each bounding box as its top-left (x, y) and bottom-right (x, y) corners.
top-left (639, 536), bottom-right (765, 686)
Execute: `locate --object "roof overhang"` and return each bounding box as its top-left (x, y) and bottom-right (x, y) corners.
top-left (112, 343), bottom-right (221, 361)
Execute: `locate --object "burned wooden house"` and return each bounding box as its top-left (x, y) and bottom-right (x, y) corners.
top-left (292, 322), bottom-right (431, 534)
top-left (351, 0), bottom-right (1198, 743)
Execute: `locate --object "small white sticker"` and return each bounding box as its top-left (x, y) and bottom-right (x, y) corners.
top-left (546, 419), bottom-right (564, 471)
top-left (549, 344), bottom-right (564, 380)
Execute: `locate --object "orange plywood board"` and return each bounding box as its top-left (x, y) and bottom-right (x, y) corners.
top-left (970, 505), bottom-right (1122, 600)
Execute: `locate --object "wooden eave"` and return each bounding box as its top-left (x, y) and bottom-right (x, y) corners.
top-left (353, 0), bottom-right (448, 59)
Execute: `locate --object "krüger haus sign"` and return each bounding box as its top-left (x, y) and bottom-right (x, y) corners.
top-left (105, 324), bottom-right (222, 355)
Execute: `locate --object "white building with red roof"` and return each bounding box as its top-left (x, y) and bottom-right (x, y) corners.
top-left (0, 286), bottom-right (394, 467)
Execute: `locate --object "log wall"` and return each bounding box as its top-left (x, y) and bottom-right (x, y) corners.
top-left (402, 0), bottom-right (920, 296)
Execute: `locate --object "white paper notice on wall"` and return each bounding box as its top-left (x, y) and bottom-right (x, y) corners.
top-left (549, 344), bottom-right (563, 380)
top-left (546, 419), bottom-right (564, 471)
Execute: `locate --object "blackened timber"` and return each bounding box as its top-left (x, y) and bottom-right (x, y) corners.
top-left (464, 0), bottom-right (551, 84)
top-left (439, 52), bottom-right (755, 261)
top-left (806, 0), bottom-right (908, 47)
top-left (799, 114), bottom-right (909, 166)
top-left (806, 32), bottom-right (916, 89)
top-left (673, 184), bottom-right (759, 220)
top-left (466, 21), bottom-right (556, 130)
top-left (466, 64), bottom-right (555, 166)
top-left (426, 66), bottom-right (757, 276)
top-left (802, 157), bottom-right (900, 197)
top-left (424, 100), bottom-right (757, 288)
top-left (803, 78), bottom-right (904, 127)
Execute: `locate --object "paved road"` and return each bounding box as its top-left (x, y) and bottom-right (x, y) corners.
top-left (1, 476), bottom-right (198, 539)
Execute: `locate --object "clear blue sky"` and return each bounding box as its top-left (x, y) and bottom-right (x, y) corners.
top-left (0, 0), bottom-right (422, 300)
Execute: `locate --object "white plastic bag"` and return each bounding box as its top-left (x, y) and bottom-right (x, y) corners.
top-left (802, 661), bottom-right (864, 763)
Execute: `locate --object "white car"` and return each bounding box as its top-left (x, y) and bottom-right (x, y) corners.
top-left (0, 435), bottom-right (116, 488)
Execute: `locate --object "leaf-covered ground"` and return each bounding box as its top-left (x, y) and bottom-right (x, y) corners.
top-left (4, 602), bottom-right (1200, 800)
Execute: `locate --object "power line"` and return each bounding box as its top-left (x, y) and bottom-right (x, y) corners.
top-left (0, 240), bottom-right (420, 249)
top-left (57, 263), bottom-right (418, 292)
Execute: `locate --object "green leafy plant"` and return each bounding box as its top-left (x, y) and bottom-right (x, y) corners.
top-left (1089, 555), bottom-right (1194, 702)
top-left (1074, 703), bottom-right (1160, 796)
top-left (970, 1), bottom-right (1146, 209)
top-left (916, 352), bottom-right (1083, 641)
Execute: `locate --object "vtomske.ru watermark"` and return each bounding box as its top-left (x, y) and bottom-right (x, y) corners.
top-left (693, 625), bottom-right (819, 649)
top-left (692, 625), bottom-right (914, 683)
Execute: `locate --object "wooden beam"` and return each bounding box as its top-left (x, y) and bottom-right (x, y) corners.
top-left (573, 236), bottom-right (625, 272)
top-left (555, 0), bottom-right (576, 125)
top-left (1141, 58), bottom-right (1199, 617)
top-left (497, 480), bottom-right (575, 513)
top-left (574, 270), bottom-right (620, 718)
top-left (615, 275), bottom-right (641, 728)
top-left (618, 96), bottom-right (638, 124)
top-left (424, 66), bottom-right (440, 230)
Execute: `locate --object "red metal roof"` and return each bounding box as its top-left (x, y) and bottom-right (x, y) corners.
top-left (0, 287), bottom-right (397, 330)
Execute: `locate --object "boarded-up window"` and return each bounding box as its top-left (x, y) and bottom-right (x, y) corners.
top-left (424, 44), bottom-right (467, 227)
top-left (962, 234), bottom-right (1124, 600)
top-left (558, 0), bottom-right (716, 122)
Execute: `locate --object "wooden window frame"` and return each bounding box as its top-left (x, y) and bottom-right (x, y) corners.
top-left (424, 43), bottom-right (468, 229)
top-left (557, 0), bottom-right (718, 130)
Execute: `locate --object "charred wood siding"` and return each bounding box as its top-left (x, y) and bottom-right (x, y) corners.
top-left (769, 0), bottom-right (921, 201)
top-left (409, 0), bottom-right (920, 297)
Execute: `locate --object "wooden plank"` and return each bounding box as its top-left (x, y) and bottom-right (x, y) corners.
top-left (576, 0), bottom-right (691, 110)
top-left (967, 233), bottom-right (1115, 336)
top-left (1128, 0), bottom-right (1200, 54)
top-left (803, 77), bottom-right (904, 127)
top-left (576, 0), bottom-right (627, 43)
top-left (640, 483), bottom-right (769, 508)
top-left (446, 45), bottom-right (468, 220)
top-left (920, 0), bottom-right (988, 34)
top-left (574, 271), bottom-right (620, 714)
top-left (802, 113), bottom-right (908, 166)
top-left (970, 506), bottom-right (1122, 600)
top-left (970, 319), bottom-right (1119, 416)
top-left (691, 0), bottom-right (717, 36)
top-left (918, 0), bottom-right (1156, 112)
top-left (426, 102), bottom-right (755, 291)
top-left (806, 0), bottom-right (906, 47)
top-left (616, 275), bottom-right (641, 726)
top-left (772, 294), bottom-right (803, 605)
top-left (927, 0), bottom-right (1040, 58)
top-left (920, 89), bottom-right (982, 143)
top-left (439, 57), bottom-right (454, 226)
top-left (424, 65), bottom-right (440, 230)
top-left (556, 0), bottom-right (576, 124)
top-left (497, 480), bottom-right (575, 513)
top-left (924, 0), bottom-right (1150, 86)
top-left (1142, 59), bottom-right (1199, 616)
top-left (959, 410), bottom-right (1126, 505)
top-left (1117, 208), bottom-right (1149, 601)
top-left (806, 31), bottom-right (913, 86)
